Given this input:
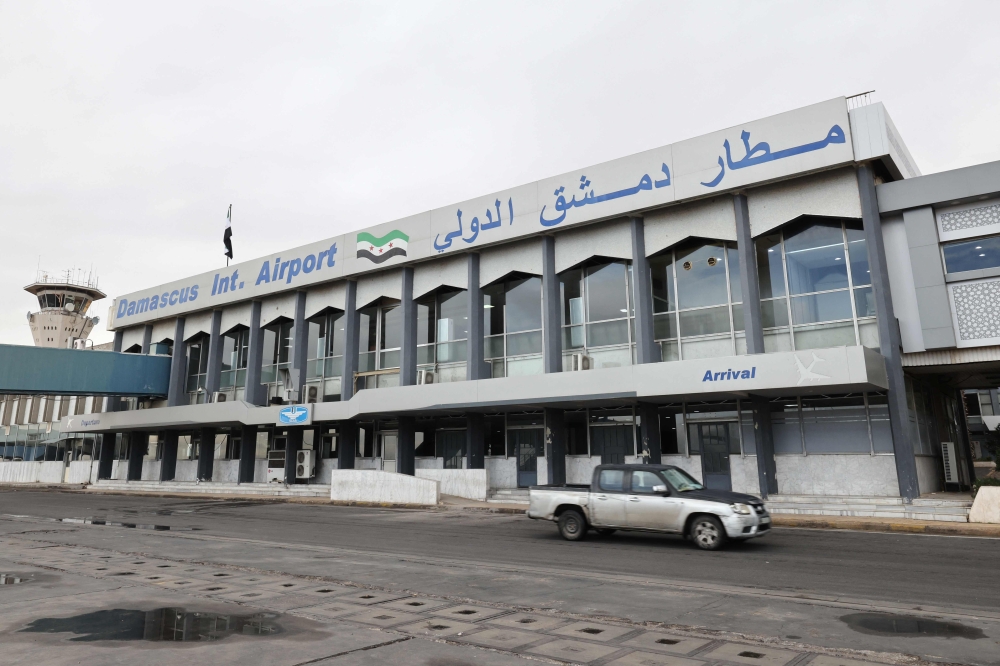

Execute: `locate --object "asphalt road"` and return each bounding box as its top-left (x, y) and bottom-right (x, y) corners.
top-left (3, 488), bottom-right (997, 612)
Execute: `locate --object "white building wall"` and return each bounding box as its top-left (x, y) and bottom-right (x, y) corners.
top-left (555, 218), bottom-right (633, 272)
top-left (644, 197), bottom-right (736, 256)
top-left (775, 454), bottom-right (900, 496)
top-left (746, 167), bottom-right (862, 237)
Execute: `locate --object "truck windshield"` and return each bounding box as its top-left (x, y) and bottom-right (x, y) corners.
top-left (662, 468), bottom-right (704, 492)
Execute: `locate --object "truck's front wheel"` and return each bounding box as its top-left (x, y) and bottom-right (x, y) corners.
top-left (691, 515), bottom-right (726, 550)
top-left (557, 509), bottom-right (587, 541)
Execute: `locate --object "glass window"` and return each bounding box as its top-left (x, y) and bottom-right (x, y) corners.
top-left (381, 305), bottom-right (402, 351)
top-left (756, 233), bottom-right (786, 298)
top-left (437, 290), bottom-right (468, 341)
top-left (484, 276), bottom-right (543, 378)
top-left (727, 245), bottom-right (742, 303)
top-left (801, 395), bottom-right (870, 453)
top-left (649, 254), bottom-right (675, 314)
top-left (560, 268), bottom-right (584, 326)
top-left (942, 234), bottom-right (1000, 274)
top-left (630, 470), bottom-right (663, 493)
top-left (586, 262), bottom-right (629, 322)
top-left (598, 468), bottom-right (625, 491)
top-left (845, 224), bottom-right (871, 286)
top-left (675, 242), bottom-right (729, 309)
top-left (505, 276), bottom-right (542, 332)
top-left (790, 290), bottom-right (854, 325)
top-left (771, 398), bottom-right (803, 454)
top-left (783, 221), bottom-right (849, 295)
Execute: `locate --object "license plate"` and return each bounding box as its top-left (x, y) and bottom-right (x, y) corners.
top-left (760, 516), bottom-right (771, 523)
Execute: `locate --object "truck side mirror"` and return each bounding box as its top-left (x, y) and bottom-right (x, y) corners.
top-left (652, 484), bottom-right (669, 494)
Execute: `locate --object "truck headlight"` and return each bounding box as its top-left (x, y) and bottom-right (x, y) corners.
top-left (730, 503), bottom-right (752, 515)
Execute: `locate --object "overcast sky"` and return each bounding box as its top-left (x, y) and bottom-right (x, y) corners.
top-left (2, 1), bottom-right (999, 346)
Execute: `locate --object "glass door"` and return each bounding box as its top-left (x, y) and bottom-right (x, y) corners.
top-left (381, 432), bottom-right (398, 473)
top-left (511, 429), bottom-right (543, 487)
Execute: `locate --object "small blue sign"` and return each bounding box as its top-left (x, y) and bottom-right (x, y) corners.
top-left (278, 405), bottom-right (310, 425)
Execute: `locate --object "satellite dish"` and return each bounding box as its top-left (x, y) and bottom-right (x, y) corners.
top-left (64, 302), bottom-right (75, 313)
top-left (92, 316), bottom-right (100, 325)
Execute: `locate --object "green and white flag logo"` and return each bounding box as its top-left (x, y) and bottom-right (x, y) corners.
top-left (357, 230), bottom-right (409, 264)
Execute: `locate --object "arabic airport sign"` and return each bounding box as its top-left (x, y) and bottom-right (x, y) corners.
top-left (111, 97), bottom-right (854, 328)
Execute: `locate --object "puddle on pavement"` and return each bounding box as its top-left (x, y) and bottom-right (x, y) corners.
top-left (840, 613), bottom-right (985, 639)
top-left (20, 608), bottom-right (282, 642)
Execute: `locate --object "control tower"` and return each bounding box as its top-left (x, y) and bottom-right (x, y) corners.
top-left (24, 269), bottom-right (106, 348)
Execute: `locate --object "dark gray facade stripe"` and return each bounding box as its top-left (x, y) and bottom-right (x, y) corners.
top-left (340, 281), bottom-right (359, 402)
top-left (637, 402), bottom-right (660, 464)
top-left (859, 164), bottom-right (920, 501)
top-left (397, 415), bottom-right (415, 476)
top-left (876, 159), bottom-right (1000, 213)
top-left (902, 207), bottom-right (956, 349)
top-left (159, 431), bottom-right (178, 481)
top-left (245, 301), bottom-right (265, 406)
top-left (542, 236), bottom-right (561, 374)
top-left (238, 424), bottom-right (256, 483)
top-left (338, 420), bottom-right (356, 469)
top-left (205, 310), bottom-right (223, 396)
top-left (292, 291), bottom-right (308, 397)
top-left (141, 324), bottom-right (152, 355)
top-left (198, 426), bottom-right (216, 481)
top-left (630, 217), bottom-right (659, 365)
top-left (734, 192), bottom-right (777, 497)
top-left (399, 267), bottom-right (416, 387)
top-left (97, 432), bottom-right (115, 480)
top-left (466, 253), bottom-right (487, 381)
top-left (126, 431), bottom-right (145, 481)
top-left (544, 407), bottom-right (566, 485)
top-left (167, 317), bottom-right (187, 407)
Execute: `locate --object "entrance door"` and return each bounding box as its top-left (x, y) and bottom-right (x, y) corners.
top-left (438, 430), bottom-right (465, 469)
top-left (592, 425), bottom-right (632, 465)
top-left (381, 433), bottom-right (397, 473)
top-left (699, 423), bottom-right (732, 491)
top-left (511, 429), bottom-right (543, 487)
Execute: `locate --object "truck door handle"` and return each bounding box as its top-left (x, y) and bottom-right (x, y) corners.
top-left (628, 497), bottom-right (640, 502)
top-left (596, 495), bottom-right (607, 500)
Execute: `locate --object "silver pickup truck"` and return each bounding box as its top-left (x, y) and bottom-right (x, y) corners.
top-left (527, 464), bottom-right (770, 550)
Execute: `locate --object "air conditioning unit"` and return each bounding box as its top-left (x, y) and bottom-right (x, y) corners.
top-left (282, 388), bottom-right (299, 403)
top-left (570, 353), bottom-right (592, 371)
top-left (417, 369), bottom-right (434, 385)
top-left (941, 441), bottom-right (959, 484)
top-left (212, 391), bottom-right (227, 403)
top-left (296, 450), bottom-right (315, 479)
top-left (306, 385), bottom-right (319, 404)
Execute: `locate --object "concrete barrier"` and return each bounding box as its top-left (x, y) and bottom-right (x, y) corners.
top-left (0, 461), bottom-right (41, 483)
top-left (330, 470), bottom-right (439, 505)
top-left (67, 460), bottom-right (95, 484)
top-left (970, 486), bottom-right (1000, 524)
top-left (38, 461), bottom-right (64, 484)
top-left (416, 469), bottom-right (489, 501)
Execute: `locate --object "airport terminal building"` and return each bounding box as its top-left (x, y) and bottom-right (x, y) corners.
top-left (55, 97), bottom-right (1000, 504)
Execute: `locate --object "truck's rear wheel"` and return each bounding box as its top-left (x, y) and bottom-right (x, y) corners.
top-left (691, 515), bottom-right (726, 550)
top-left (558, 509), bottom-right (587, 541)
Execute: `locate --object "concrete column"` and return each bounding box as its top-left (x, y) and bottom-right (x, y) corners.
top-left (127, 431), bottom-right (146, 481)
top-left (337, 421), bottom-right (356, 469)
top-left (466, 253), bottom-right (487, 380)
top-left (205, 310), bottom-right (223, 398)
top-left (637, 403), bottom-right (661, 464)
top-left (400, 267), bottom-right (417, 387)
top-left (284, 427), bottom-right (302, 484)
top-left (542, 236), bottom-right (562, 374)
top-left (292, 291), bottom-right (308, 401)
top-left (159, 431), bottom-right (178, 481)
top-left (97, 432), bottom-right (115, 480)
top-left (197, 427), bottom-right (216, 481)
top-left (858, 164), bottom-right (920, 501)
top-left (957, 390), bottom-right (978, 490)
top-left (245, 301), bottom-right (266, 406)
top-left (141, 325), bottom-right (153, 355)
top-left (238, 425), bottom-right (257, 483)
top-left (630, 217), bottom-right (659, 364)
top-left (398, 416), bottom-right (415, 475)
top-left (167, 317), bottom-right (187, 407)
top-left (340, 281), bottom-right (360, 401)
top-left (466, 413), bottom-right (485, 469)
top-left (544, 408), bottom-right (566, 485)
top-left (734, 193), bottom-right (778, 497)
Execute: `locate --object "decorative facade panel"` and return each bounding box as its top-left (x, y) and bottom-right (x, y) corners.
top-left (951, 279), bottom-right (1000, 340)
top-left (939, 202), bottom-right (1000, 234)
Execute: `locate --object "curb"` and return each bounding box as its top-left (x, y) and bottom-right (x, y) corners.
top-left (771, 515), bottom-right (1000, 538)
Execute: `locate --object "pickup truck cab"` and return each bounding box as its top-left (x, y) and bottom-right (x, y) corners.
top-left (527, 464), bottom-right (770, 550)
